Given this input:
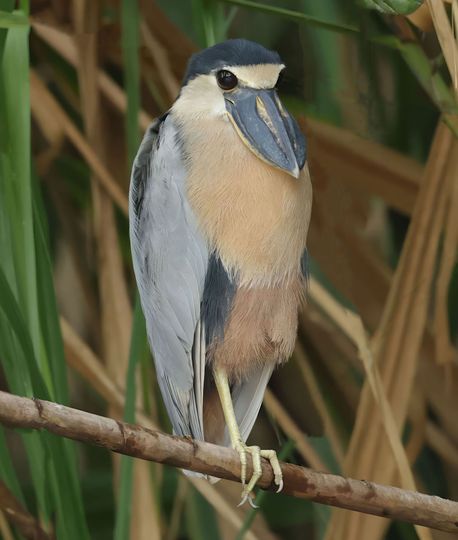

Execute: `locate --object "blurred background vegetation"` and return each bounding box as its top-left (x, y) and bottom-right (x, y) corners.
top-left (0, 0), bottom-right (457, 539)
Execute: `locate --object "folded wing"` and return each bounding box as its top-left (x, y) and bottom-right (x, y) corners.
top-left (129, 115), bottom-right (209, 440)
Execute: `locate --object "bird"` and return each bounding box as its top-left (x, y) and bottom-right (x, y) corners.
top-left (129, 38), bottom-right (312, 506)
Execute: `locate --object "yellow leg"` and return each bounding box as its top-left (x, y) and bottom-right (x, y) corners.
top-left (213, 367), bottom-right (283, 507)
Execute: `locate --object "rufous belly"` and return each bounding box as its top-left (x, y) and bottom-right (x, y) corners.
top-left (207, 276), bottom-right (306, 382)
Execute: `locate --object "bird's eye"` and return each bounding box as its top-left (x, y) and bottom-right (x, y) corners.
top-left (216, 70), bottom-right (238, 91)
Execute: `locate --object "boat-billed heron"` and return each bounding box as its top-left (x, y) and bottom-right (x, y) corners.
top-left (129, 39), bottom-right (312, 505)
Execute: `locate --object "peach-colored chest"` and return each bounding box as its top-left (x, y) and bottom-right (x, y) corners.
top-left (183, 120), bottom-right (312, 286)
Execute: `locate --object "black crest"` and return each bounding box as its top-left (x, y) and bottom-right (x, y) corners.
top-left (183, 39), bottom-right (282, 86)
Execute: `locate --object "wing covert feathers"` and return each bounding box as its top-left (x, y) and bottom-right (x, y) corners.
top-left (129, 116), bottom-right (208, 440)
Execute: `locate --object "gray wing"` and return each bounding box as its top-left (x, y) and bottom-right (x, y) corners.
top-left (129, 115), bottom-right (208, 440)
top-left (223, 364), bottom-right (274, 446)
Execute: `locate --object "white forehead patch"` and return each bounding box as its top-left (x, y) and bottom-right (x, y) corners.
top-left (224, 63), bottom-right (285, 89)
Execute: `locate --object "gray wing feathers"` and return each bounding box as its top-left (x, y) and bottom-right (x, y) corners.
top-left (193, 320), bottom-right (206, 427)
top-left (129, 117), bottom-right (208, 440)
top-left (223, 364), bottom-right (274, 446)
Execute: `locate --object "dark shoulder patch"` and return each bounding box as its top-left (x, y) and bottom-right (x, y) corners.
top-left (300, 249), bottom-right (309, 282)
top-left (183, 39), bottom-right (282, 85)
top-left (201, 254), bottom-right (236, 346)
top-left (130, 114), bottom-right (168, 219)
top-left (292, 118), bottom-right (307, 169)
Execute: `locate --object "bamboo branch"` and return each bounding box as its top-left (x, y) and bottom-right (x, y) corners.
top-left (0, 391), bottom-right (456, 533)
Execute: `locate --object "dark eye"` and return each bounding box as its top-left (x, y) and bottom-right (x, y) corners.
top-left (216, 70), bottom-right (238, 91)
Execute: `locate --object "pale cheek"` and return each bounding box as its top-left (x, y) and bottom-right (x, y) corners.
top-left (196, 89), bottom-right (226, 117)
top-left (175, 89), bottom-right (226, 119)
top-left (209, 101), bottom-right (228, 118)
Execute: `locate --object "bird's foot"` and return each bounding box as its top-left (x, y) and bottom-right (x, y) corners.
top-left (234, 442), bottom-right (283, 508)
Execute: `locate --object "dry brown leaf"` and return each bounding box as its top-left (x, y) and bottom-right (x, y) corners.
top-left (426, 422), bottom-right (458, 470)
top-left (294, 340), bottom-right (346, 465)
top-left (264, 388), bottom-right (329, 472)
top-left (33, 20), bottom-right (77, 62)
top-left (300, 306), bottom-right (361, 411)
top-left (433, 141), bottom-right (458, 364)
top-left (405, 392), bottom-right (428, 466)
top-left (427, 0), bottom-right (458, 96)
top-left (35, 140), bottom-right (65, 177)
top-left (408, 2), bottom-right (434, 31)
top-left (30, 70), bottom-right (129, 215)
top-left (419, 351), bottom-right (458, 446)
top-left (138, 0), bottom-right (195, 82)
top-left (32, 21), bottom-right (153, 132)
top-left (306, 278), bottom-right (431, 540)
top-left (140, 22), bottom-right (180, 103)
top-left (29, 73), bottom-right (64, 145)
top-left (326, 120), bottom-right (454, 540)
top-left (165, 477), bottom-right (187, 540)
top-left (201, 480), bottom-right (274, 540)
top-left (0, 513), bottom-right (14, 540)
top-left (301, 117), bottom-right (422, 216)
top-left (308, 281), bottom-right (423, 476)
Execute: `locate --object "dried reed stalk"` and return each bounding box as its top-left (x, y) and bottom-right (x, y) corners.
top-left (0, 481), bottom-right (50, 540)
top-left (326, 121), bottom-right (455, 540)
top-left (30, 70), bottom-right (129, 215)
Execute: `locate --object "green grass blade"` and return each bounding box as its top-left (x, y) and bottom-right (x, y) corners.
top-left (44, 434), bottom-right (91, 540)
top-left (1, 24), bottom-right (41, 365)
top-left (191, 0), bottom-right (231, 47)
top-left (0, 9), bottom-right (28, 29)
top-left (185, 485), bottom-right (220, 540)
top-left (0, 1), bottom-right (13, 60)
top-left (0, 426), bottom-right (25, 505)
top-left (0, 253), bottom-right (91, 538)
top-left (19, 0), bottom-right (28, 15)
top-left (0, 1), bottom-right (14, 11)
top-left (219, 0), bottom-right (359, 34)
top-left (121, 0), bottom-right (140, 166)
top-left (33, 177), bottom-right (91, 539)
top-left (0, 20), bottom-right (90, 538)
top-left (0, 267), bottom-right (49, 398)
top-left (0, 270), bottom-right (51, 520)
top-left (299, 0), bottom-right (347, 124)
top-left (360, 0), bottom-right (423, 14)
top-left (32, 177), bottom-right (69, 403)
top-left (396, 41), bottom-right (458, 135)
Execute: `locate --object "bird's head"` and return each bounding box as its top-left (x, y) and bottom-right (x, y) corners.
top-left (172, 39), bottom-right (306, 179)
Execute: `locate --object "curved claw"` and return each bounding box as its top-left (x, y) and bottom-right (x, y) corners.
top-left (260, 449), bottom-right (283, 492)
top-left (233, 444), bottom-right (284, 505)
top-left (237, 490), bottom-right (259, 509)
top-left (247, 495), bottom-right (259, 509)
top-left (237, 493), bottom-right (248, 508)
